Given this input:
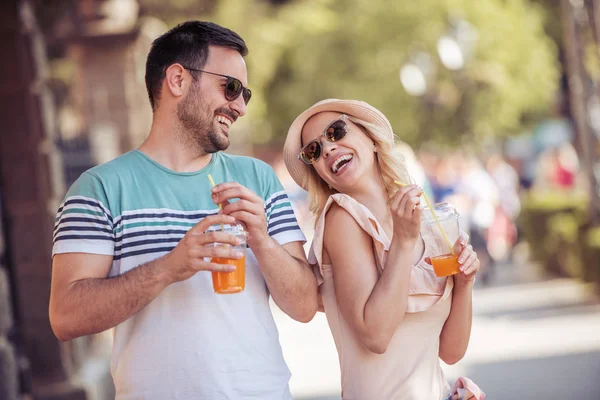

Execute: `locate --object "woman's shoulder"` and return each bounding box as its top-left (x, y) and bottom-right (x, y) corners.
top-left (324, 198), bottom-right (364, 231)
top-left (323, 200), bottom-right (373, 249)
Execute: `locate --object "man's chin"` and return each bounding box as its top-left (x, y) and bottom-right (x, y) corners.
top-left (203, 135), bottom-right (229, 153)
top-left (217, 142), bottom-right (230, 152)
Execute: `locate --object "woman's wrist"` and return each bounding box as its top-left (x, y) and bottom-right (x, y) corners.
top-left (390, 236), bottom-right (417, 252)
top-left (454, 277), bottom-right (475, 290)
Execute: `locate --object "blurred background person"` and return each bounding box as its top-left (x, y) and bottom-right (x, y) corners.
top-left (485, 152), bottom-right (520, 263)
top-left (445, 154), bottom-right (499, 285)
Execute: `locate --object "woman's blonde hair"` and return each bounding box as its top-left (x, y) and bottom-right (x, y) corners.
top-left (303, 114), bottom-right (412, 220)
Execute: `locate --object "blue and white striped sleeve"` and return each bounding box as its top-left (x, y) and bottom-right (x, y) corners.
top-left (52, 172), bottom-right (115, 256)
top-left (263, 170), bottom-right (306, 246)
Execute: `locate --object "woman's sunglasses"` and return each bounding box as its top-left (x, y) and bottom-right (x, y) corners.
top-left (183, 66), bottom-right (252, 105)
top-left (298, 114), bottom-right (349, 165)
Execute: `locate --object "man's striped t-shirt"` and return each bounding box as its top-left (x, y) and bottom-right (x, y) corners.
top-left (52, 150), bottom-right (305, 400)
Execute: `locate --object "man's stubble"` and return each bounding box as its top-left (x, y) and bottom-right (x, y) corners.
top-left (176, 81), bottom-right (229, 154)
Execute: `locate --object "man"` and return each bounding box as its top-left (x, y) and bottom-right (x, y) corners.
top-left (49, 21), bottom-right (318, 399)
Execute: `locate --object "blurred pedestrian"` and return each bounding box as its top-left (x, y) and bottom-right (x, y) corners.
top-left (486, 153), bottom-right (520, 262)
top-left (450, 154), bottom-right (498, 284)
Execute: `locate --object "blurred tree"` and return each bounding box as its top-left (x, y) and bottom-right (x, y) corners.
top-left (139, 0), bottom-right (216, 23)
top-left (211, 0), bottom-right (559, 147)
top-left (36, 0), bottom-right (560, 148)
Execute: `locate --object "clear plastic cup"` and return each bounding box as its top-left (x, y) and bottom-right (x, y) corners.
top-left (421, 202), bottom-right (461, 277)
top-left (206, 223), bottom-right (247, 294)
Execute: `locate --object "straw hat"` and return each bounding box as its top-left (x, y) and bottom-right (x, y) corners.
top-left (283, 99), bottom-right (395, 190)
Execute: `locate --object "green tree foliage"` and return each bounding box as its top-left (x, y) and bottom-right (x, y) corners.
top-left (208, 0), bottom-right (559, 147)
top-left (34, 0), bottom-right (560, 147)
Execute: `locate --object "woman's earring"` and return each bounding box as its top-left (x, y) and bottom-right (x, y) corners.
top-left (373, 145), bottom-right (377, 152)
top-left (328, 184), bottom-right (332, 190)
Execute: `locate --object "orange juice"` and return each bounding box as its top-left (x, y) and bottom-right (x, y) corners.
top-left (431, 254), bottom-right (460, 277)
top-left (211, 256), bottom-right (246, 294)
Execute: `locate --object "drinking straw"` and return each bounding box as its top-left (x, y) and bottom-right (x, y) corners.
top-left (207, 174), bottom-right (224, 231)
top-left (394, 180), bottom-right (454, 255)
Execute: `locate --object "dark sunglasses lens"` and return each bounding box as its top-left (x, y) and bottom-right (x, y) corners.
top-left (225, 78), bottom-right (243, 101)
top-left (326, 120), bottom-right (347, 141)
top-left (301, 141), bottom-right (322, 164)
top-left (242, 88), bottom-right (252, 105)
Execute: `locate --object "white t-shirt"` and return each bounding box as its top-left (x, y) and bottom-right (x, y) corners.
top-left (53, 151), bottom-right (305, 399)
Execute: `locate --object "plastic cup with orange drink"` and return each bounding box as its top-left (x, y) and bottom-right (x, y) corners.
top-left (206, 173), bottom-right (247, 294)
top-left (394, 180), bottom-right (460, 277)
top-left (206, 222), bottom-right (247, 294)
top-left (420, 202), bottom-right (461, 277)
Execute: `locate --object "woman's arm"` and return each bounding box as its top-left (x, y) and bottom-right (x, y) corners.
top-left (325, 185), bottom-right (423, 354)
top-left (439, 237), bottom-right (480, 364)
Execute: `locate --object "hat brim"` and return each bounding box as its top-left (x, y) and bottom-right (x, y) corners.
top-left (283, 99), bottom-right (394, 190)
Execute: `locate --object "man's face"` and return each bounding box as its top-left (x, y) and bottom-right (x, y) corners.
top-left (177, 46), bottom-right (248, 154)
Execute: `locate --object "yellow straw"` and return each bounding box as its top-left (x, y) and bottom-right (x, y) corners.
top-left (394, 180), bottom-right (454, 255)
top-left (207, 174), bottom-right (224, 231)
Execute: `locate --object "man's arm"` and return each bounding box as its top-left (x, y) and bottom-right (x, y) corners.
top-left (252, 239), bottom-right (318, 323)
top-left (212, 182), bottom-right (318, 323)
top-left (49, 214), bottom-right (241, 341)
top-left (50, 253), bottom-right (172, 341)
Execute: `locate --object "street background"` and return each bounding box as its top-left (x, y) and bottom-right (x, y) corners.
top-left (0, 0), bottom-right (599, 399)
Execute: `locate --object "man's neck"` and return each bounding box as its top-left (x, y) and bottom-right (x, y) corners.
top-left (139, 115), bottom-right (213, 173)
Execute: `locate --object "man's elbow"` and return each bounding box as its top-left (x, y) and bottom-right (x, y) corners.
top-left (50, 317), bottom-right (72, 342)
top-left (49, 306), bottom-right (78, 342)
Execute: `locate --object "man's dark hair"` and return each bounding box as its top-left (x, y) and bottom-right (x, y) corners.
top-left (145, 21), bottom-right (248, 110)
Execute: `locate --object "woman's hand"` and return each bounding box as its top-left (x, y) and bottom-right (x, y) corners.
top-left (390, 184), bottom-right (423, 248)
top-left (453, 232), bottom-right (480, 287)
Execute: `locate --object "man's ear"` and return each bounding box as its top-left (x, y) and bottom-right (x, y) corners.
top-left (164, 63), bottom-right (188, 98)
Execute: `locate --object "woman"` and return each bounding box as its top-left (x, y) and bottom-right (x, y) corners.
top-left (283, 99), bottom-right (485, 400)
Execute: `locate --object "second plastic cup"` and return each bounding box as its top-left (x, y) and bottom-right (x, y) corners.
top-left (421, 202), bottom-right (461, 277)
top-left (207, 223), bottom-right (247, 294)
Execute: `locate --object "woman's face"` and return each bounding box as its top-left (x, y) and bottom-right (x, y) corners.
top-left (301, 112), bottom-right (377, 191)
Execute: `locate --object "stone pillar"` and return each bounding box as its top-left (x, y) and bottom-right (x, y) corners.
top-left (0, 266), bottom-right (18, 400)
top-left (0, 1), bottom-right (86, 399)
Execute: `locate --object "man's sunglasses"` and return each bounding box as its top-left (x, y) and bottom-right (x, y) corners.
top-left (182, 66), bottom-right (252, 105)
top-left (298, 114), bottom-right (349, 165)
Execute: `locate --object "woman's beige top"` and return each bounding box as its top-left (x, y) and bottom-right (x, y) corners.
top-left (309, 194), bottom-right (454, 400)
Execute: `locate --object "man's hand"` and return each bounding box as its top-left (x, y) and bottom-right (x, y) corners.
top-left (210, 182), bottom-right (269, 248)
top-left (164, 214), bottom-right (244, 283)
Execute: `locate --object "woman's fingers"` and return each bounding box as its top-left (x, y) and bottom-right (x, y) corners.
top-left (461, 253), bottom-right (480, 275)
top-left (391, 185), bottom-right (414, 210)
top-left (403, 194), bottom-right (421, 216)
top-left (452, 232), bottom-right (469, 255)
top-left (396, 187), bottom-right (423, 216)
top-left (457, 244), bottom-right (473, 264)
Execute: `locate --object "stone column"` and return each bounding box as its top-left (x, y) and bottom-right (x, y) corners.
top-left (0, 265), bottom-right (18, 400)
top-left (0, 1), bottom-right (86, 399)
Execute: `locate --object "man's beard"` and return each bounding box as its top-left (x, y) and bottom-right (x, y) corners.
top-left (177, 86), bottom-right (229, 154)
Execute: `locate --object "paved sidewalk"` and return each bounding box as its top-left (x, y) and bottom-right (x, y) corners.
top-left (272, 256), bottom-right (600, 399)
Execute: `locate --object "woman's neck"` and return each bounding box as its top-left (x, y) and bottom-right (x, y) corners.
top-left (344, 176), bottom-right (392, 229)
